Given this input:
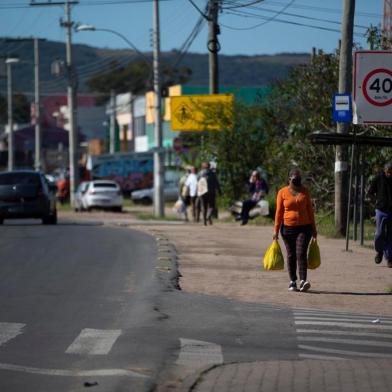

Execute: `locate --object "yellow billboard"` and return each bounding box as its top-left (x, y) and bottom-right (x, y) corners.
top-left (170, 94), bottom-right (234, 131)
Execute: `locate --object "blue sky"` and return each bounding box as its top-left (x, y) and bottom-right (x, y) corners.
top-left (0, 0), bottom-right (384, 56)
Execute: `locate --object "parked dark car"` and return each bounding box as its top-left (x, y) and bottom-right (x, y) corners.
top-left (0, 170), bottom-right (58, 225)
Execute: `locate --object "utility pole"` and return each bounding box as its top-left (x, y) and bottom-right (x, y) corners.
top-left (153, 0), bottom-right (164, 217)
top-left (335, 0), bottom-right (355, 236)
top-left (30, 0), bottom-right (79, 205)
top-left (110, 89), bottom-right (116, 154)
top-left (208, 0), bottom-right (220, 94)
top-left (34, 37), bottom-right (41, 171)
top-left (6, 58), bottom-right (19, 171)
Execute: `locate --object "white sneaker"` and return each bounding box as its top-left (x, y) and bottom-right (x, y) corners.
top-left (300, 280), bottom-right (311, 292)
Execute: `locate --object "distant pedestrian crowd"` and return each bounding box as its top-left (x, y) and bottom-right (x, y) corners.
top-left (176, 161), bottom-right (221, 226)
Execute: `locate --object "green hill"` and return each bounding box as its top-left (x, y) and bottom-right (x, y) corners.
top-left (0, 38), bottom-right (310, 98)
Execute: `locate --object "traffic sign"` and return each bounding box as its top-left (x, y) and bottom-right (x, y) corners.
top-left (170, 94), bottom-right (234, 131)
top-left (333, 93), bottom-right (352, 123)
top-left (353, 50), bottom-right (392, 124)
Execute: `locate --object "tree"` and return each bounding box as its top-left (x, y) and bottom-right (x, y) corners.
top-left (87, 60), bottom-right (192, 104)
top-left (0, 92), bottom-right (30, 124)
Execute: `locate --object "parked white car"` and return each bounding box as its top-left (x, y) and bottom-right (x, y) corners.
top-left (131, 181), bottom-right (179, 205)
top-left (75, 180), bottom-right (123, 212)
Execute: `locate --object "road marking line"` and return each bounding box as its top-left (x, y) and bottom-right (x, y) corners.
top-left (176, 338), bottom-right (223, 368)
top-left (0, 362), bottom-right (148, 378)
top-left (293, 310), bottom-right (392, 321)
top-left (66, 329), bottom-right (121, 355)
top-left (296, 329), bottom-right (392, 338)
top-left (298, 353), bottom-right (346, 360)
top-left (295, 316), bottom-right (392, 325)
top-left (294, 312), bottom-right (392, 321)
top-left (295, 321), bottom-right (392, 330)
top-left (0, 323), bottom-right (25, 346)
top-left (298, 336), bottom-right (392, 348)
top-left (298, 344), bottom-right (392, 358)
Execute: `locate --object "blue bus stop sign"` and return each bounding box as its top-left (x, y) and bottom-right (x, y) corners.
top-left (333, 93), bottom-right (352, 123)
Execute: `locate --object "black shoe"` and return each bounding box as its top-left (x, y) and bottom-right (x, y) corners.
top-left (288, 281), bottom-right (298, 292)
top-left (387, 260), bottom-right (392, 268)
top-left (375, 252), bottom-right (383, 264)
top-left (240, 220), bottom-right (248, 226)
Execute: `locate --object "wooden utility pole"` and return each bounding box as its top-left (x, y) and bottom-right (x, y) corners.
top-left (208, 0), bottom-right (220, 94)
top-left (335, 0), bottom-right (356, 236)
top-left (31, 0), bottom-right (79, 205)
top-left (34, 38), bottom-right (41, 171)
top-left (153, 0), bottom-right (164, 217)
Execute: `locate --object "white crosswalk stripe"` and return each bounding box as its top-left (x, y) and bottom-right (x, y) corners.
top-left (65, 328), bottom-right (121, 355)
top-left (0, 323), bottom-right (25, 347)
top-left (294, 309), bottom-right (392, 360)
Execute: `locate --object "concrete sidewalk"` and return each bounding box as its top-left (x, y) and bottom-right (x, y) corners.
top-left (60, 210), bottom-right (392, 392)
top-left (142, 221), bottom-right (392, 316)
top-left (175, 359), bottom-right (392, 392)
top-left (141, 216), bottom-right (392, 392)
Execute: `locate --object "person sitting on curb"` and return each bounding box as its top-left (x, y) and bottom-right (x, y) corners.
top-left (237, 170), bottom-right (268, 226)
top-left (367, 162), bottom-right (392, 268)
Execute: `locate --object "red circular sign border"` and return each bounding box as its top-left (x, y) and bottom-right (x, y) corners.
top-left (362, 68), bottom-right (392, 107)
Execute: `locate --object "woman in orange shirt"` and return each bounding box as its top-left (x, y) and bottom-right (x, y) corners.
top-left (273, 168), bottom-right (317, 292)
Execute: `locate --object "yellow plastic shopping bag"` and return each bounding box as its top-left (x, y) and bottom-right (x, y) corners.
top-left (263, 240), bottom-right (284, 271)
top-left (308, 238), bottom-right (321, 269)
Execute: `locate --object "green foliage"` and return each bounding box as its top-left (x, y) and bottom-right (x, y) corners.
top-left (0, 92), bottom-right (30, 124)
top-left (87, 60), bottom-right (151, 103)
top-left (202, 101), bottom-right (270, 201)
top-left (86, 60), bottom-right (192, 104)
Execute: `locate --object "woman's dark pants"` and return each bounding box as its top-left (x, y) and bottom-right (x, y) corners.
top-left (281, 224), bottom-right (312, 282)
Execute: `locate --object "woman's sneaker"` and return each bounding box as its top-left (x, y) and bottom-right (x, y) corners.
top-left (288, 281), bottom-right (298, 291)
top-left (375, 252), bottom-right (383, 264)
top-left (300, 280), bottom-right (311, 292)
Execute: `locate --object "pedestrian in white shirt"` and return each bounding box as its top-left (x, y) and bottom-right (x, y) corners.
top-left (185, 166), bottom-right (198, 221)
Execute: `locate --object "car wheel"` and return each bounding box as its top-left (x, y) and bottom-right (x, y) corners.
top-left (42, 209), bottom-right (57, 225)
top-left (114, 206), bottom-right (122, 213)
top-left (0, 219), bottom-right (3, 225)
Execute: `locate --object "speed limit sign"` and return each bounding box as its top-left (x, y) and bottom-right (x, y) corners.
top-left (353, 51), bottom-right (392, 124)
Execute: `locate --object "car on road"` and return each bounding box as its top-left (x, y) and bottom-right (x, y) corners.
top-left (0, 170), bottom-right (58, 225)
top-left (131, 181), bottom-right (179, 205)
top-left (75, 180), bottom-right (123, 212)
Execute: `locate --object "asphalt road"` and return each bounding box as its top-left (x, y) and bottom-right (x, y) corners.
top-left (2, 215), bottom-right (391, 392)
top-left (0, 219), bottom-right (165, 392)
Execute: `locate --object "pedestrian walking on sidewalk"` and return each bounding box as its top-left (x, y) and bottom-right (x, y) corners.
top-left (273, 167), bottom-right (317, 292)
top-left (197, 161), bottom-right (221, 226)
top-left (367, 162), bottom-right (392, 268)
top-left (185, 166), bottom-right (198, 221)
top-left (179, 169), bottom-right (190, 222)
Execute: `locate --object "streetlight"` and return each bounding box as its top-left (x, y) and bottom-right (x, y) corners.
top-left (6, 57), bottom-right (20, 171)
top-left (75, 23), bottom-right (165, 217)
top-left (74, 24), bottom-right (151, 69)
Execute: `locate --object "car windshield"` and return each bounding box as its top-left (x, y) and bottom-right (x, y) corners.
top-left (93, 183), bottom-right (117, 189)
top-left (0, 173), bottom-right (40, 186)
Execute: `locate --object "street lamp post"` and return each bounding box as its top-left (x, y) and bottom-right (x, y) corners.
top-left (75, 23), bottom-right (165, 217)
top-left (6, 57), bottom-right (20, 171)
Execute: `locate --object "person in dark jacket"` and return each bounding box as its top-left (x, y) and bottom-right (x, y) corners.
top-left (238, 170), bottom-right (269, 226)
top-left (198, 161), bottom-right (221, 226)
top-left (367, 162), bottom-right (392, 268)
